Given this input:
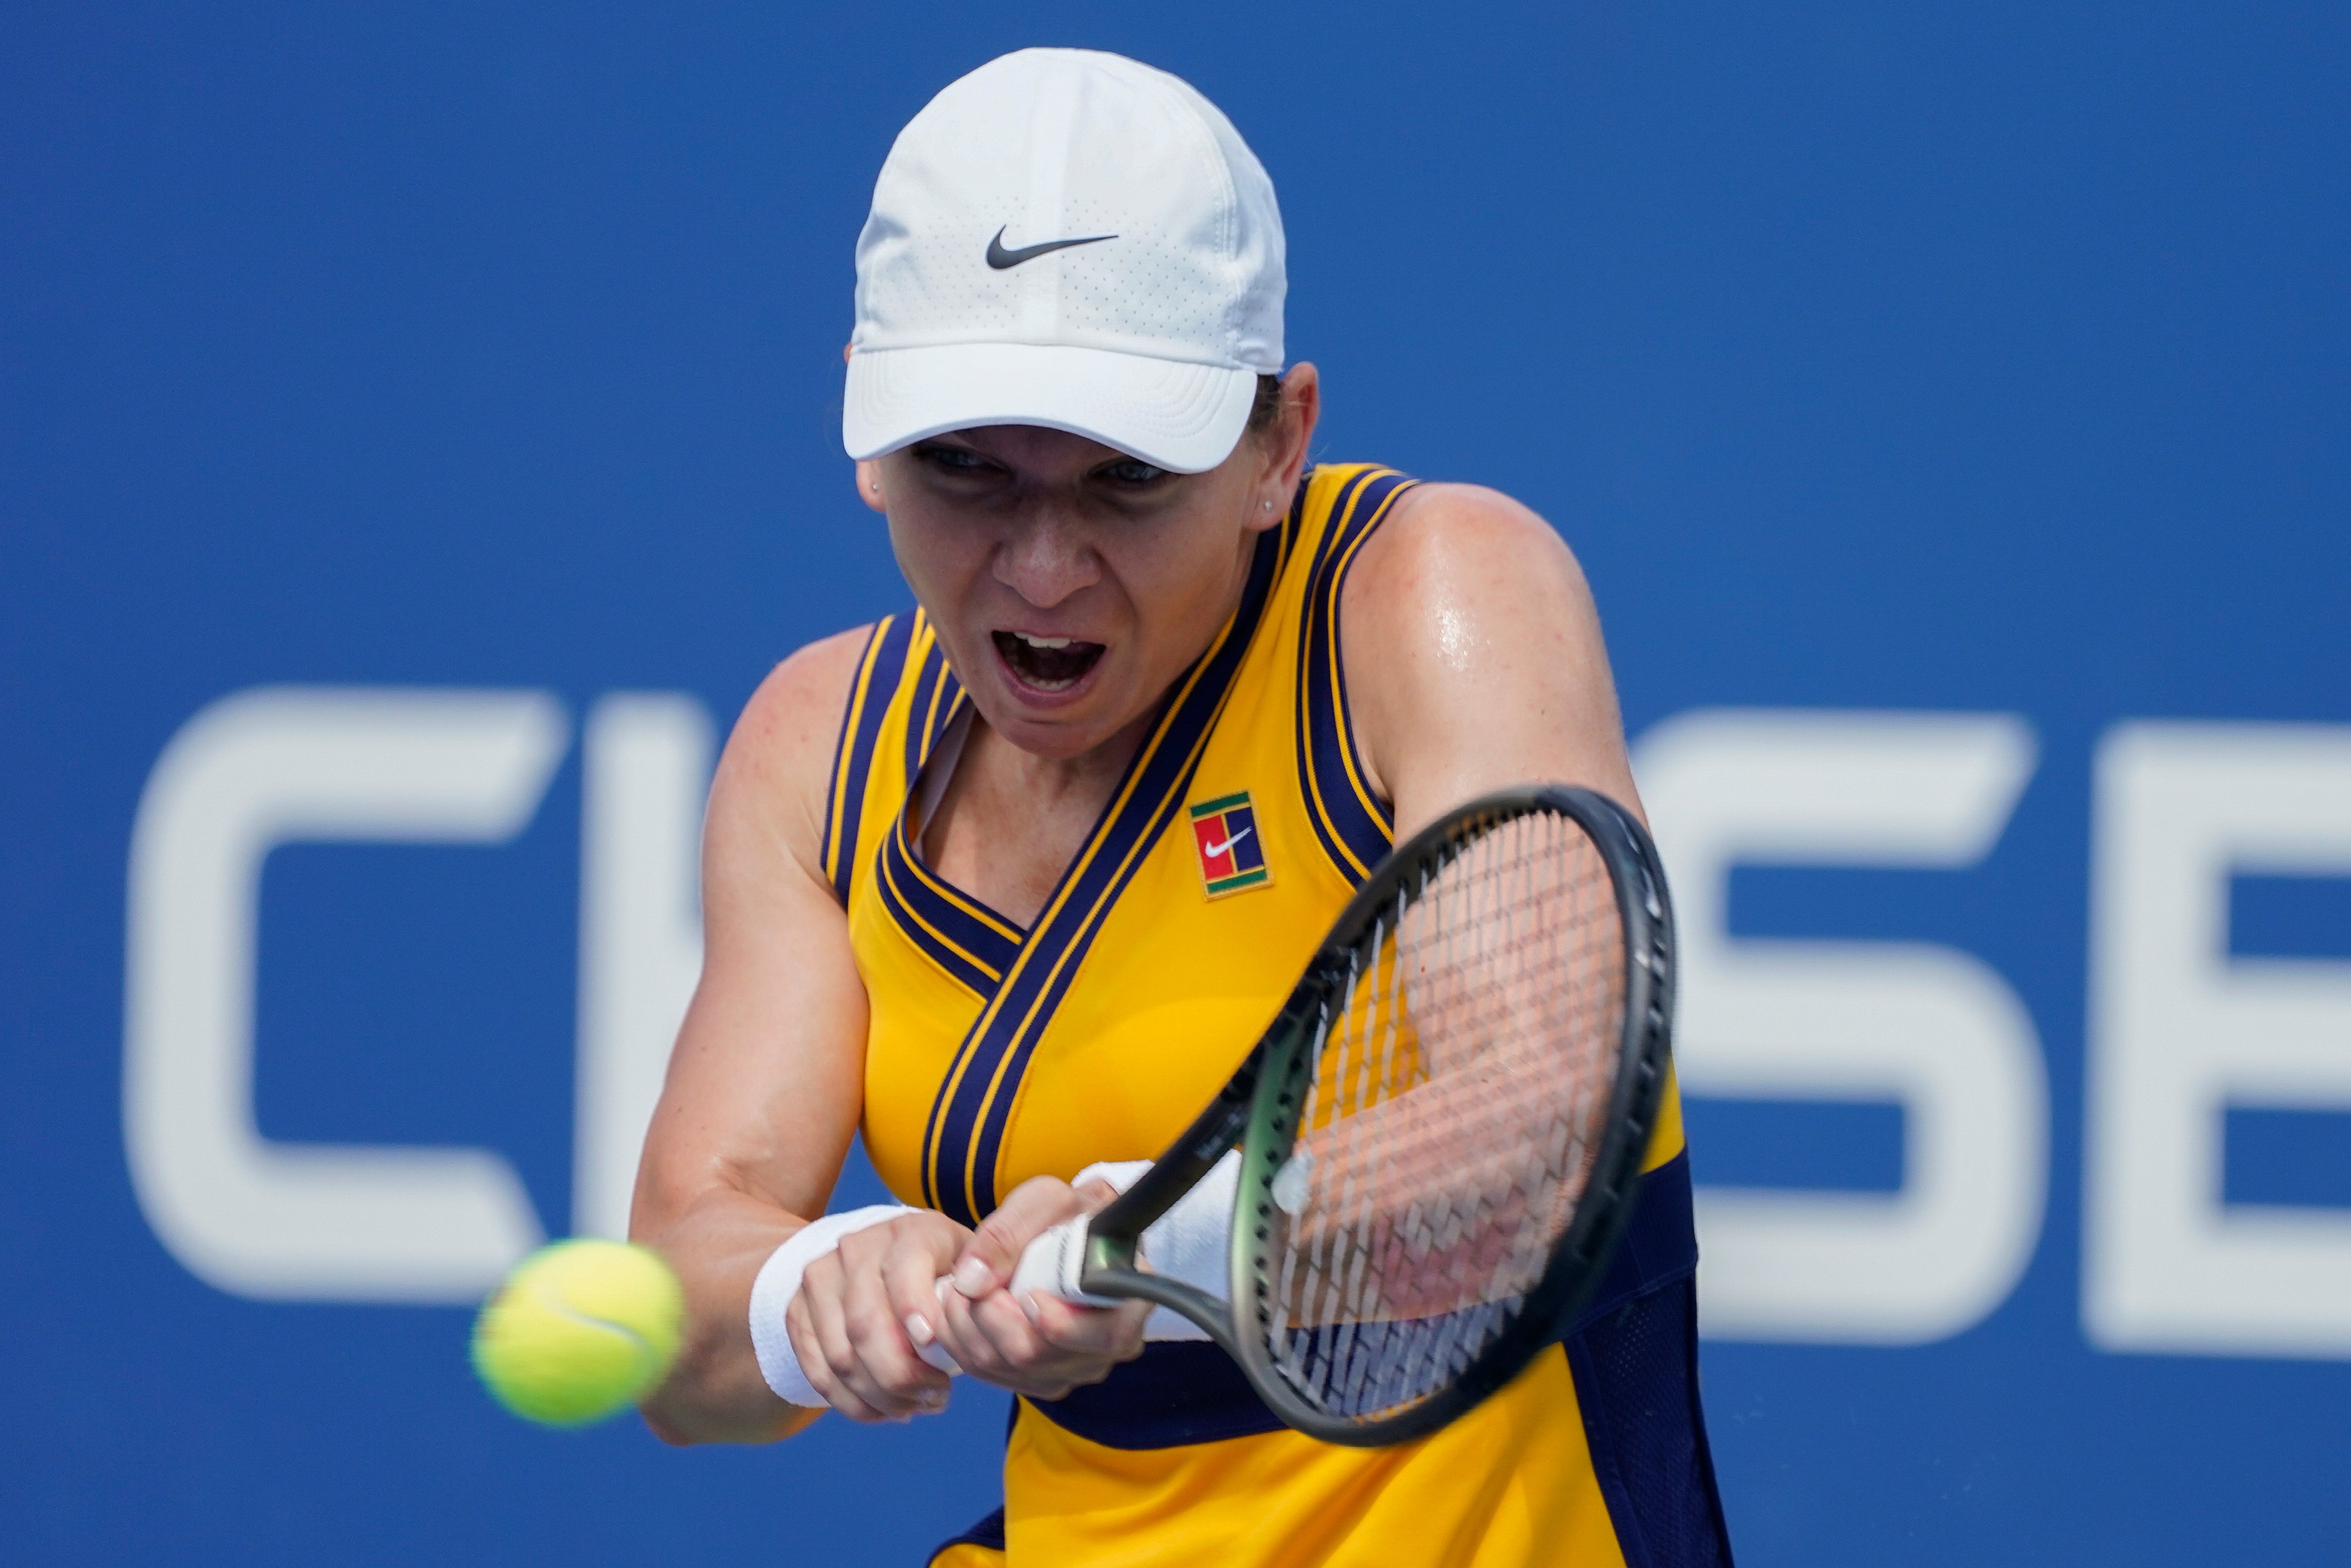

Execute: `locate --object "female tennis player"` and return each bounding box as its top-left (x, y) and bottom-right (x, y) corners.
top-left (633, 47), bottom-right (1731, 1567)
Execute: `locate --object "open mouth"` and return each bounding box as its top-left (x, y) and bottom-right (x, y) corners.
top-left (992, 629), bottom-right (1106, 693)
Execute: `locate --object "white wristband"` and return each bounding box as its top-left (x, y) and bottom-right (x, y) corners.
top-left (749, 1205), bottom-right (919, 1408)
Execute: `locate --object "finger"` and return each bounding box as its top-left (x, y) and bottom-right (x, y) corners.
top-left (967, 1282), bottom-right (1054, 1369)
top-left (797, 1339), bottom-right (889, 1421)
top-left (808, 1253), bottom-right (930, 1420)
top-left (788, 1280), bottom-right (889, 1423)
top-left (1030, 1295), bottom-right (1152, 1362)
top-left (837, 1229), bottom-right (951, 1411)
top-left (946, 1289), bottom-right (1079, 1400)
top-left (951, 1176), bottom-right (1087, 1299)
top-left (882, 1226), bottom-right (966, 1366)
top-left (800, 1259), bottom-right (885, 1415)
top-left (842, 1313), bottom-right (947, 1414)
top-left (951, 1287), bottom-right (1136, 1401)
top-left (931, 1276), bottom-right (1009, 1380)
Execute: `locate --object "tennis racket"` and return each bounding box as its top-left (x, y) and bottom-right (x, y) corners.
top-left (981, 783), bottom-right (1675, 1448)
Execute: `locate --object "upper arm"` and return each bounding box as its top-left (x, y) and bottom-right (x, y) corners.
top-left (632, 625), bottom-right (877, 1238)
top-left (1340, 483), bottom-right (1644, 839)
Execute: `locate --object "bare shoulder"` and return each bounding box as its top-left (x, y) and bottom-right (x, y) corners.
top-left (704, 624), bottom-right (876, 889)
top-left (1347, 481), bottom-right (1597, 633)
top-left (1338, 481), bottom-right (1635, 831)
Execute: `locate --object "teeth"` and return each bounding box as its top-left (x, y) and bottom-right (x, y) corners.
top-left (1015, 633), bottom-right (1074, 649)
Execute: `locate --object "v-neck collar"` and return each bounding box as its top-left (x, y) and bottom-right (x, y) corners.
top-left (912, 509), bottom-right (1301, 1224)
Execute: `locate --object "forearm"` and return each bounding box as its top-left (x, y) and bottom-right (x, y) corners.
top-left (628, 635), bottom-right (884, 1442)
top-left (634, 1184), bottom-right (822, 1445)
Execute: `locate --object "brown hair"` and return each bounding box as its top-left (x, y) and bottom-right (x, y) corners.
top-left (1246, 372), bottom-right (1285, 437)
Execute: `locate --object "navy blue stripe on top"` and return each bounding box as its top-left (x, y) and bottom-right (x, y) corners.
top-left (900, 632), bottom-right (955, 795)
top-left (919, 515), bottom-right (1294, 1224)
top-left (816, 621), bottom-right (877, 902)
top-left (1295, 469), bottom-right (1415, 884)
top-left (878, 813), bottom-right (1023, 996)
top-left (872, 645), bottom-right (1029, 997)
top-left (823, 613), bottom-right (918, 905)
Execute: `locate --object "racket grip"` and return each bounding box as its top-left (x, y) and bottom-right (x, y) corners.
top-left (915, 1216), bottom-right (1117, 1376)
top-left (1010, 1214), bottom-right (1112, 1307)
top-left (923, 1214), bottom-right (1110, 1317)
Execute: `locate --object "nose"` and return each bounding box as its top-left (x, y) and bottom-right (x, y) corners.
top-left (993, 505), bottom-right (1101, 610)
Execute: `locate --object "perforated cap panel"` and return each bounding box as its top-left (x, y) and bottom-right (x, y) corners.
top-left (844, 48), bottom-right (1284, 470)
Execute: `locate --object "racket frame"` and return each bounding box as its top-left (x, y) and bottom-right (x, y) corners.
top-left (1068, 785), bottom-right (1675, 1447)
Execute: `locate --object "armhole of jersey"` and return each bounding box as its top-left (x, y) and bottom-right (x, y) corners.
top-left (819, 613), bottom-right (916, 907)
top-left (1296, 468), bottom-right (1418, 884)
top-left (910, 702), bottom-right (972, 846)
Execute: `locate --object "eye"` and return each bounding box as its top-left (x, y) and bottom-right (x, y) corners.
top-left (912, 442), bottom-right (997, 475)
top-left (1098, 457), bottom-right (1171, 488)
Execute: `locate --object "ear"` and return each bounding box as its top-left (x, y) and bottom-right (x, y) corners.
top-left (847, 343), bottom-right (890, 512)
top-left (1245, 363), bottom-right (1320, 532)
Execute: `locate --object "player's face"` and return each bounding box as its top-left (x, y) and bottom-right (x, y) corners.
top-left (871, 422), bottom-right (1288, 762)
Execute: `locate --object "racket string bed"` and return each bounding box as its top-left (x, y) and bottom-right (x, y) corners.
top-left (1261, 809), bottom-right (1627, 1421)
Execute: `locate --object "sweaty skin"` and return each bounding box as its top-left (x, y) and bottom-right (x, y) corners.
top-left (629, 362), bottom-right (1644, 1444)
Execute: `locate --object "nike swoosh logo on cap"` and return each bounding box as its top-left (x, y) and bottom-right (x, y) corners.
top-left (985, 226), bottom-right (1117, 270)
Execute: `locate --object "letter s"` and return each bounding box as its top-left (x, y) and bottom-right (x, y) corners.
top-left (1635, 709), bottom-right (2046, 1344)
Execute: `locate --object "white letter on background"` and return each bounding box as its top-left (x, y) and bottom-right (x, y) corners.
top-left (573, 694), bottom-right (713, 1241)
top-left (2085, 722), bottom-right (2351, 1357)
top-left (1635, 710), bottom-right (2045, 1343)
top-left (125, 687), bottom-right (565, 1301)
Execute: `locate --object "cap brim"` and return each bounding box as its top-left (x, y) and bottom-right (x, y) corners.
top-left (843, 342), bottom-right (1257, 475)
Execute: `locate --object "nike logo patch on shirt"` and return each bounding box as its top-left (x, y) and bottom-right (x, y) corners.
top-left (1188, 792), bottom-right (1271, 899)
top-left (1200, 827), bottom-right (1253, 861)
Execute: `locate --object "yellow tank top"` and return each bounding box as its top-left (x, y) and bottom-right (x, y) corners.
top-left (821, 466), bottom-right (1729, 1567)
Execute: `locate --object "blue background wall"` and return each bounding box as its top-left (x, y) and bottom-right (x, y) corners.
top-left (5, 4), bottom-right (2346, 1563)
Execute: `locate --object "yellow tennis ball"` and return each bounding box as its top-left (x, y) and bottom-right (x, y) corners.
top-left (471, 1239), bottom-right (684, 1429)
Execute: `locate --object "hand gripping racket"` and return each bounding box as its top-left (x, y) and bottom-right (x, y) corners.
top-left (987, 784), bottom-right (1675, 1448)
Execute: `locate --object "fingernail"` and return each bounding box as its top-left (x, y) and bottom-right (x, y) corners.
top-left (952, 1257), bottom-right (993, 1296)
top-left (919, 1390), bottom-right (948, 1412)
top-left (903, 1312), bottom-right (933, 1347)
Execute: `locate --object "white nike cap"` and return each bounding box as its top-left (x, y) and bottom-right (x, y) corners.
top-left (843, 48), bottom-right (1285, 475)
